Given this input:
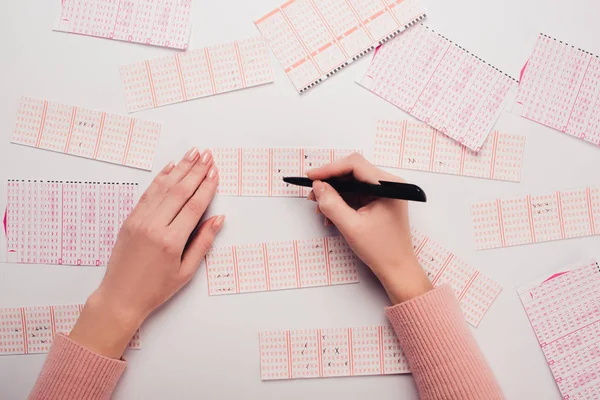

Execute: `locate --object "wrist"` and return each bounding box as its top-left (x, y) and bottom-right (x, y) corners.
top-left (377, 257), bottom-right (433, 305)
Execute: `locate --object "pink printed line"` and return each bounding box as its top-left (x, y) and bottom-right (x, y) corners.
top-left (544, 318), bottom-right (600, 347)
top-left (110, 0), bottom-right (124, 38)
top-left (35, 101), bottom-right (49, 148)
top-left (428, 126), bottom-right (437, 171)
top-left (49, 306), bottom-right (56, 340)
top-left (347, 328), bottom-right (354, 376)
top-left (263, 243), bottom-right (271, 291)
top-left (60, 185), bottom-right (64, 263)
top-left (144, 61), bottom-right (158, 108)
top-left (343, 0), bottom-right (374, 42)
top-left (20, 308), bottom-right (28, 355)
top-left (526, 195), bottom-right (536, 243)
top-left (174, 54), bottom-right (188, 101)
top-left (459, 146), bottom-right (466, 175)
top-left (299, 149), bottom-right (304, 197)
top-left (432, 254), bottom-right (454, 285)
top-left (307, 0), bottom-right (349, 59)
top-left (378, 326), bottom-right (384, 374)
top-left (564, 56), bottom-right (592, 133)
top-left (92, 112), bottom-right (106, 160)
top-left (398, 121), bottom-right (407, 168)
top-left (205, 256), bottom-right (212, 295)
top-left (378, 0), bottom-right (400, 25)
top-left (232, 246), bottom-right (240, 294)
top-left (329, 149), bottom-right (335, 163)
top-left (317, 330), bottom-right (323, 377)
top-left (268, 149), bottom-right (273, 196)
top-left (489, 132), bottom-right (499, 179)
top-left (286, 330), bottom-right (293, 379)
top-left (63, 106), bottom-right (78, 153)
top-left (586, 188), bottom-right (596, 235)
top-left (497, 200), bottom-right (506, 247)
top-left (412, 45), bottom-right (451, 110)
top-left (413, 237), bottom-right (428, 256)
top-left (233, 41), bottom-right (247, 88)
top-left (323, 237), bottom-right (331, 285)
top-left (293, 240), bottom-right (301, 288)
top-left (238, 149), bottom-right (243, 196)
top-left (457, 270), bottom-right (479, 302)
top-left (556, 192), bottom-right (566, 239)
top-left (204, 48), bottom-right (217, 95)
top-left (279, 5), bottom-right (323, 76)
top-left (121, 119), bottom-right (135, 166)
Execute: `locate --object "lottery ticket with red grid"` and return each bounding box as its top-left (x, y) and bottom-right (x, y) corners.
top-left (0, 303), bottom-right (141, 355)
top-left (358, 24), bottom-right (518, 152)
top-left (374, 120), bottom-right (526, 182)
top-left (472, 186), bottom-right (600, 250)
top-left (212, 148), bottom-right (360, 197)
top-left (120, 36), bottom-right (273, 112)
top-left (54, 0), bottom-right (193, 50)
top-left (259, 325), bottom-right (408, 380)
top-left (411, 227), bottom-right (502, 327)
top-left (515, 34), bottom-right (600, 147)
top-left (205, 236), bottom-right (359, 295)
top-left (255, 0), bottom-right (426, 93)
top-left (12, 97), bottom-right (161, 170)
top-left (518, 260), bottom-right (600, 398)
top-left (0, 180), bottom-right (138, 266)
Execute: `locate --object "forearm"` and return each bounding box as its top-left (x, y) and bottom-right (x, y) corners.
top-left (386, 285), bottom-right (504, 400)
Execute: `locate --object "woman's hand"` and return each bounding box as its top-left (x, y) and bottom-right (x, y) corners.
top-left (307, 153), bottom-right (432, 305)
top-left (69, 148), bottom-right (224, 358)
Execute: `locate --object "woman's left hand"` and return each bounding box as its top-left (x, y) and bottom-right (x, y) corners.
top-left (69, 147), bottom-right (224, 358)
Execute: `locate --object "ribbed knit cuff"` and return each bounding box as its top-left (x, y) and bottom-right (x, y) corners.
top-left (29, 334), bottom-right (126, 400)
top-left (385, 285), bottom-right (504, 400)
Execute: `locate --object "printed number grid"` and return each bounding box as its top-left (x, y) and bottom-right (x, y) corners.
top-left (55, 0), bottom-right (193, 50)
top-left (255, 0), bottom-right (426, 93)
top-left (259, 325), bottom-right (408, 380)
top-left (211, 148), bottom-right (361, 197)
top-left (516, 34), bottom-right (600, 147)
top-left (0, 304), bottom-right (140, 355)
top-left (12, 97), bottom-right (161, 170)
top-left (0, 180), bottom-right (138, 266)
top-left (204, 236), bottom-right (359, 296)
top-left (472, 186), bottom-right (600, 250)
top-left (374, 120), bottom-right (526, 182)
top-left (358, 24), bottom-right (518, 152)
top-left (411, 227), bottom-right (502, 326)
top-left (120, 36), bottom-right (274, 113)
top-left (518, 261), bottom-right (600, 399)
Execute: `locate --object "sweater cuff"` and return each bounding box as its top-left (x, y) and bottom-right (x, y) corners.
top-left (385, 284), bottom-right (462, 325)
top-left (29, 334), bottom-right (126, 400)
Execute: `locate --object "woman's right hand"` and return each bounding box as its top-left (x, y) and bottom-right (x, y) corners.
top-left (307, 153), bottom-right (432, 305)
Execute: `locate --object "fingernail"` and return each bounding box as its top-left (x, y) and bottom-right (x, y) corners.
top-left (213, 215), bottom-right (225, 231)
top-left (313, 181), bottom-right (325, 200)
top-left (163, 161), bottom-right (175, 173)
top-left (207, 167), bottom-right (218, 180)
top-left (186, 147), bottom-right (199, 161)
top-left (201, 150), bottom-right (212, 164)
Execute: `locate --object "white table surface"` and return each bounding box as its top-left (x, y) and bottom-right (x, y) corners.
top-left (1, 0), bottom-right (600, 399)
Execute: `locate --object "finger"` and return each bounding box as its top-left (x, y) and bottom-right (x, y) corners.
top-left (170, 166), bottom-right (219, 237)
top-left (158, 151), bottom-right (215, 225)
top-left (306, 153), bottom-right (400, 184)
top-left (163, 147), bottom-right (205, 187)
top-left (132, 161), bottom-right (175, 215)
top-left (313, 181), bottom-right (359, 235)
top-left (307, 190), bottom-right (316, 201)
top-left (179, 215), bottom-right (226, 282)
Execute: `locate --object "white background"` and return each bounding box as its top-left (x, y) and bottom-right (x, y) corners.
top-left (1, 0), bottom-right (600, 399)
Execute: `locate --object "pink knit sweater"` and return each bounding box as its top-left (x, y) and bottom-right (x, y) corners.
top-left (29, 285), bottom-right (504, 399)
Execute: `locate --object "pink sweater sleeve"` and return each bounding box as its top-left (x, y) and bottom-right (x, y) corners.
top-left (29, 334), bottom-right (126, 400)
top-left (386, 285), bottom-right (504, 400)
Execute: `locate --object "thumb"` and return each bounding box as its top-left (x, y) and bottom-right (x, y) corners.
top-left (313, 181), bottom-right (359, 234)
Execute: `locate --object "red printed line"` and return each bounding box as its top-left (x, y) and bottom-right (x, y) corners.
top-left (63, 106), bottom-right (78, 154)
top-left (365, 9), bottom-right (386, 24)
top-left (279, 6), bottom-right (323, 75)
top-left (293, 240), bottom-right (301, 288)
top-left (557, 191), bottom-right (566, 239)
top-left (232, 246), bottom-right (240, 294)
top-left (122, 119), bottom-right (135, 166)
top-left (255, 8), bottom-right (280, 25)
top-left (459, 145), bottom-right (467, 175)
top-left (398, 120), bottom-right (407, 168)
top-left (587, 188), bottom-right (596, 235)
top-left (457, 270), bottom-right (479, 302)
top-left (545, 318), bottom-right (600, 347)
top-left (312, 42), bottom-right (334, 56)
top-left (378, 0), bottom-right (400, 25)
top-left (412, 45), bottom-right (451, 109)
top-left (20, 308), bottom-right (28, 354)
top-left (428, 126), bottom-right (437, 171)
top-left (564, 56), bottom-right (593, 133)
top-left (347, 328), bottom-right (354, 376)
top-left (204, 48), bottom-right (217, 95)
top-left (287, 58), bottom-right (309, 72)
top-left (92, 112), bottom-right (106, 160)
top-left (317, 330), bottom-right (323, 377)
top-left (268, 149), bottom-right (273, 196)
top-left (286, 330), bottom-right (293, 379)
top-left (263, 243), bottom-right (271, 291)
top-left (238, 149), bottom-right (243, 196)
top-left (174, 54), bottom-right (188, 101)
top-left (281, 0), bottom-right (296, 8)
top-left (432, 254), bottom-right (454, 285)
top-left (414, 237), bottom-right (428, 256)
top-left (526, 195), bottom-right (537, 243)
top-left (308, 0), bottom-right (349, 58)
top-left (489, 132), bottom-right (499, 179)
top-left (497, 200), bottom-right (506, 247)
top-left (233, 41), bottom-right (247, 88)
top-left (144, 61), bottom-right (158, 108)
top-left (343, 0), bottom-right (374, 42)
top-left (323, 237), bottom-right (331, 285)
top-left (49, 306), bottom-right (56, 340)
top-left (378, 326), bottom-right (384, 374)
top-left (111, 0), bottom-right (124, 37)
top-left (35, 101), bottom-right (49, 148)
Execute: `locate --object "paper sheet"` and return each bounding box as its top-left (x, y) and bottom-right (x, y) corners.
top-left (515, 34), bottom-right (600, 147)
top-left (411, 228), bottom-right (502, 327)
top-left (55, 0), bottom-right (193, 49)
top-left (211, 148), bottom-right (360, 197)
top-left (12, 97), bottom-right (161, 170)
top-left (120, 36), bottom-right (273, 112)
top-left (259, 325), bottom-right (408, 380)
top-left (205, 236), bottom-right (359, 295)
top-left (0, 304), bottom-right (140, 355)
top-left (472, 186), bottom-right (600, 250)
top-left (358, 24), bottom-right (518, 152)
top-left (255, 0), bottom-right (426, 93)
top-left (0, 180), bottom-right (138, 266)
top-left (374, 120), bottom-right (526, 182)
top-left (518, 260), bottom-right (600, 398)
